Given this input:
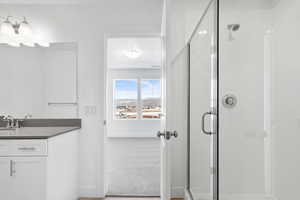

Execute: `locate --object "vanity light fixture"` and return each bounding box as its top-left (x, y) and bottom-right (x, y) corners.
top-left (0, 17), bottom-right (15, 37)
top-left (0, 16), bottom-right (50, 47)
top-left (123, 48), bottom-right (142, 59)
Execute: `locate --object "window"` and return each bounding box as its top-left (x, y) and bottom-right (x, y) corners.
top-left (113, 79), bottom-right (161, 120)
top-left (141, 79), bottom-right (161, 119)
top-left (114, 79), bottom-right (138, 119)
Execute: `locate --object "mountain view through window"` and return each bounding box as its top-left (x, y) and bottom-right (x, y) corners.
top-left (114, 79), bottom-right (161, 119)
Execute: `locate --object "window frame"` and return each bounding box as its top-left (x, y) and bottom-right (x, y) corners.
top-left (112, 78), bottom-right (161, 121)
top-left (140, 78), bottom-right (162, 120)
top-left (113, 79), bottom-right (139, 120)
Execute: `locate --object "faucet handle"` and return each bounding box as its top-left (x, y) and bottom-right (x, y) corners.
top-left (4, 115), bottom-right (14, 120)
top-left (3, 115), bottom-right (14, 128)
top-left (24, 114), bottom-right (32, 119)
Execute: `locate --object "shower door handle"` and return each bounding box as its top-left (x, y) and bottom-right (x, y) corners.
top-left (201, 111), bottom-right (214, 135)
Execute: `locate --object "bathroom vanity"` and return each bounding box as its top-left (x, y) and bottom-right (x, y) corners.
top-left (0, 119), bottom-right (81, 200)
top-left (0, 42), bottom-right (81, 200)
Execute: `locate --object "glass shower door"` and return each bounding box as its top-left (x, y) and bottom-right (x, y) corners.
top-left (189, 1), bottom-right (218, 200)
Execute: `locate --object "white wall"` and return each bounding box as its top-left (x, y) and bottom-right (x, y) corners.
top-left (105, 138), bottom-right (160, 196)
top-left (0, 1), bottom-right (163, 197)
top-left (271, 1), bottom-right (300, 200)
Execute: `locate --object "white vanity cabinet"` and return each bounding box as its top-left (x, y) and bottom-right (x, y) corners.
top-left (0, 130), bottom-right (79, 200)
top-left (11, 157), bottom-right (46, 200)
top-left (0, 158), bottom-right (12, 199)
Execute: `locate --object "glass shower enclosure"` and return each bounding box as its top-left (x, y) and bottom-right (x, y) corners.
top-left (189, 1), bottom-right (218, 200)
top-left (187, 0), bottom-right (300, 200)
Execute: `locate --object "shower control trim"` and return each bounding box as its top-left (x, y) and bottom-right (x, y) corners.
top-left (222, 94), bottom-right (237, 108)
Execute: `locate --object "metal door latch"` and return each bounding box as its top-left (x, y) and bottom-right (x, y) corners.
top-left (157, 130), bottom-right (178, 140)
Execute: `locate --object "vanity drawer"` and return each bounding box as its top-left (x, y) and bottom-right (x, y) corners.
top-left (0, 140), bottom-right (48, 156)
top-left (0, 142), bottom-right (10, 155)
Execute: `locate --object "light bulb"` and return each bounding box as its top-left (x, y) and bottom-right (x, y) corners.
top-left (123, 48), bottom-right (142, 59)
top-left (198, 30), bottom-right (208, 36)
top-left (0, 19), bottom-right (14, 37)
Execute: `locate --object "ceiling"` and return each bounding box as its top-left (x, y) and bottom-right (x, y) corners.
top-left (107, 37), bottom-right (162, 69)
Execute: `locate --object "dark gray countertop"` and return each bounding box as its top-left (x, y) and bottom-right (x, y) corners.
top-left (0, 119), bottom-right (81, 139)
top-left (0, 126), bottom-right (80, 139)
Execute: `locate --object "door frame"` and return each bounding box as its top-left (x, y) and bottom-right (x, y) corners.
top-left (103, 33), bottom-right (164, 196)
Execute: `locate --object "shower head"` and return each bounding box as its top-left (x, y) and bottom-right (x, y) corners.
top-left (227, 24), bottom-right (240, 41)
top-left (227, 24), bottom-right (240, 31)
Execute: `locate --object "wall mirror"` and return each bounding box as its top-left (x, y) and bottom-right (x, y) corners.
top-left (0, 42), bottom-right (78, 119)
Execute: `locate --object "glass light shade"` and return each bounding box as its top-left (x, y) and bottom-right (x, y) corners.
top-left (0, 20), bottom-right (14, 37)
top-left (123, 48), bottom-right (142, 59)
top-left (19, 21), bottom-right (33, 38)
top-left (37, 41), bottom-right (50, 47)
top-left (35, 35), bottom-right (51, 47)
top-left (2, 33), bottom-right (20, 47)
top-left (19, 21), bottom-right (35, 47)
top-left (7, 39), bottom-right (20, 47)
top-left (0, 34), bottom-right (9, 44)
top-left (18, 35), bottom-right (34, 47)
top-left (22, 40), bottom-right (35, 47)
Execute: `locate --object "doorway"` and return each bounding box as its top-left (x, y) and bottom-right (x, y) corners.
top-left (104, 37), bottom-right (163, 197)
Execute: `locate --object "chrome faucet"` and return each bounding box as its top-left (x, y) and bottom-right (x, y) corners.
top-left (5, 115), bottom-right (14, 128)
top-left (0, 115), bottom-right (23, 129)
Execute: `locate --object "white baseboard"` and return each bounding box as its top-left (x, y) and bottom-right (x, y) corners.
top-left (184, 188), bottom-right (193, 200)
top-left (80, 185), bottom-right (104, 198)
top-left (184, 190), bottom-right (277, 200)
top-left (171, 186), bottom-right (185, 198)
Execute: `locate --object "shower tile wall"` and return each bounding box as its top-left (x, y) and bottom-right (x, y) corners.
top-left (219, 1), bottom-right (300, 200)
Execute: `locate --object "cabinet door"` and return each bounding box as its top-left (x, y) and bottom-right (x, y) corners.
top-left (11, 157), bottom-right (46, 200)
top-left (44, 46), bottom-right (78, 118)
top-left (0, 158), bottom-right (12, 199)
